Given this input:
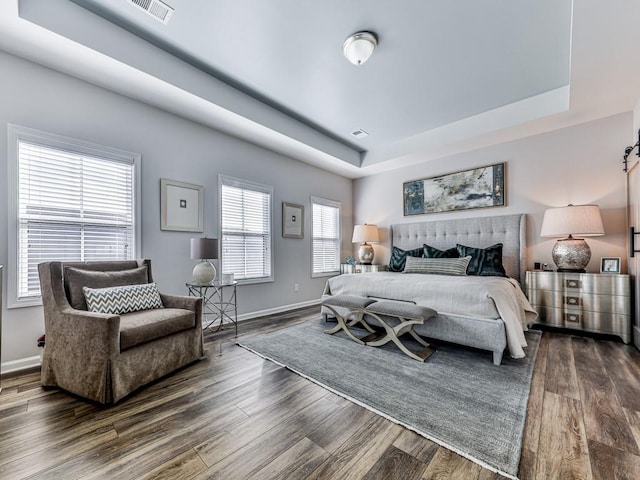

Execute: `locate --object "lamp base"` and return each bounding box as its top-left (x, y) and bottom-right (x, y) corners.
top-left (357, 243), bottom-right (374, 265)
top-left (552, 237), bottom-right (591, 272)
top-left (192, 260), bottom-right (216, 284)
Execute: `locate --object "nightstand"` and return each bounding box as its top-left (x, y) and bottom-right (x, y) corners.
top-left (525, 271), bottom-right (631, 343)
top-left (340, 264), bottom-right (386, 274)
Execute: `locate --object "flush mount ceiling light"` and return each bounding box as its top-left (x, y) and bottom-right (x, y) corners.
top-left (343, 31), bottom-right (377, 65)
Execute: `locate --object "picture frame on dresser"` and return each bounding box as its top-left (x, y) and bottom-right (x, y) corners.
top-left (600, 257), bottom-right (621, 273)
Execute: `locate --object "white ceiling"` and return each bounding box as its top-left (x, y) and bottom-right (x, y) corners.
top-left (1, 0), bottom-right (640, 178)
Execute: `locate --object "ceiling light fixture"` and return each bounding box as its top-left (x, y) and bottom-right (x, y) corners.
top-left (343, 31), bottom-right (377, 66)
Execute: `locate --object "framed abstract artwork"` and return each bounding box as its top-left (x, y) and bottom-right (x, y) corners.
top-left (403, 163), bottom-right (505, 216)
top-left (160, 178), bottom-right (204, 232)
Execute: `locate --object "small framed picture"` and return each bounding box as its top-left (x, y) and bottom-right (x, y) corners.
top-left (282, 202), bottom-right (304, 239)
top-left (600, 257), bottom-right (621, 274)
top-left (160, 178), bottom-right (204, 232)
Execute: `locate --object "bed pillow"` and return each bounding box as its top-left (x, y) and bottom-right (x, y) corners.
top-left (388, 246), bottom-right (424, 272)
top-left (456, 243), bottom-right (507, 277)
top-left (423, 244), bottom-right (459, 259)
top-left (403, 256), bottom-right (472, 276)
top-left (83, 282), bottom-right (164, 315)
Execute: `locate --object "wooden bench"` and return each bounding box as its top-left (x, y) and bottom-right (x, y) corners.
top-left (321, 294), bottom-right (377, 344)
top-left (362, 300), bottom-right (437, 362)
top-left (321, 296), bottom-right (437, 362)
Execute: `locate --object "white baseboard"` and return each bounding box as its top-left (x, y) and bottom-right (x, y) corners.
top-left (237, 299), bottom-right (320, 322)
top-left (1, 300), bottom-right (321, 375)
top-left (2, 355), bottom-right (41, 374)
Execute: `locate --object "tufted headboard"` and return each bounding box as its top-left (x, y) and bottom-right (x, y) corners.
top-left (391, 214), bottom-right (526, 285)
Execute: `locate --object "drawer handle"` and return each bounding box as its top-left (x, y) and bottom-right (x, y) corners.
top-left (565, 296), bottom-right (581, 306)
top-left (565, 313), bottom-right (581, 323)
top-left (566, 279), bottom-right (582, 289)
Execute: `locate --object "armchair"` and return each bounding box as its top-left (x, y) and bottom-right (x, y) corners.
top-left (38, 260), bottom-right (204, 404)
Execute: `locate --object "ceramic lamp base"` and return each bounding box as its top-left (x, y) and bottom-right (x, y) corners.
top-left (192, 260), bottom-right (216, 284)
top-left (552, 237), bottom-right (591, 272)
top-left (357, 243), bottom-right (374, 265)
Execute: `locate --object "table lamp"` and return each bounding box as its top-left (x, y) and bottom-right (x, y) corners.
top-left (540, 204), bottom-right (604, 272)
top-left (352, 224), bottom-right (379, 264)
top-left (190, 237), bottom-right (218, 284)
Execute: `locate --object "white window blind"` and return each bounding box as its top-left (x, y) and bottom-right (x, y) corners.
top-left (312, 196), bottom-right (341, 276)
top-left (220, 175), bottom-right (273, 282)
top-left (11, 126), bottom-right (138, 303)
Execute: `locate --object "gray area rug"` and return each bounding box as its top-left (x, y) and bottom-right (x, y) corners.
top-left (238, 318), bottom-right (541, 479)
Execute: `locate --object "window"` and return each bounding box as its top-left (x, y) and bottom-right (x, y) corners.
top-left (311, 196), bottom-right (341, 277)
top-left (8, 125), bottom-right (140, 307)
top-left (219, 175), bottom-right (273, 283)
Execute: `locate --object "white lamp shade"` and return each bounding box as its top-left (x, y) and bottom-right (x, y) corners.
top-left (540, 205), bottom-right (605, 238)
top-left (190, 237), bottom-right (218, 259)
top-left (343, 32), bottom-right (377, 65)
top-left (352, 224), bottom-right (379, 243)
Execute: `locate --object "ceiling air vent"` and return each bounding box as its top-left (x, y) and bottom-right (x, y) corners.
top-left (129, 0), bottom-right (174, 24)
top-left (351, 129), bottom-right (369, 139)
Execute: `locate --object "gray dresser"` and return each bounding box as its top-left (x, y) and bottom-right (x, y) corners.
top-left (526, 271), bottom-right (631, 343)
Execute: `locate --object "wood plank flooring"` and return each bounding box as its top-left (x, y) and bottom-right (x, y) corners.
top-left (1, 306), bottom-right (639, 479)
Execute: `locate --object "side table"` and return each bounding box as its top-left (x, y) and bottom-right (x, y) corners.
top-left (186, 281), bottom-right (238, 336)
top-left (340, 264), bottom-right (386, 274)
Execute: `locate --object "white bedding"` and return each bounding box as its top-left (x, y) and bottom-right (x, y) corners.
top-left (323, 272), bottom-right (537, 358)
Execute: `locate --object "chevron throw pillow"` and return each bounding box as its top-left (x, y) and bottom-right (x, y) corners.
top-left (83, 283), bottom-right (164, 315)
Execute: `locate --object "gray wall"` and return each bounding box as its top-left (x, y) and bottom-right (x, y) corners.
top-left (0, 51), bottom-right (353, 368)
top-left (354, 113), bottom-right (631, 275)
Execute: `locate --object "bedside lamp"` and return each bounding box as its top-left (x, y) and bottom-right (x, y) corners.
top-left (540, 204), bottom-right (604, 272)
top-left (190, 237), bottom-right (218, 284)
top-left (352, 224), bottom-right (379, 265)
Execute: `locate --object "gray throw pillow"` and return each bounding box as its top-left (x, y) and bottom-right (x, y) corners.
top-left (64, 266), bottom-right (149, 310)
top-left (403, 256), bottom-right (472, 276)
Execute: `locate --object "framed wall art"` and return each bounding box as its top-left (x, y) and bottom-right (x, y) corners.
top-left (600, 257), bottom-right (621, 273)
top-left (282, 202), bottom-right (304, 238)
top-left (403, 162), bottom-right (505, 216)
top-left (160, 178), bottom-right (204, 232)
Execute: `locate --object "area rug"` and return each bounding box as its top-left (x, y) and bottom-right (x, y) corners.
top-left (238, 318), bottom-right (541, 479)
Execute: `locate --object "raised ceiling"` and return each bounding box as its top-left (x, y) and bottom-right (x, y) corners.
top-left (2, 0), bottom-right (640, 178)
top-left (71, 0), bottom-right (572, 151)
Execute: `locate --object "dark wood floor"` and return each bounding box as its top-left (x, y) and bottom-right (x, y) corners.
top-left (1, 306), bottom-right (639, 479)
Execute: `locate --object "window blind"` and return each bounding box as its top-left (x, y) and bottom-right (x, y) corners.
top-left (220, 177), bottom-right (272, 281)
top-left (17, 141), bottom-right (135, 300)
top-left (312, 198), bottom-right (341, 275)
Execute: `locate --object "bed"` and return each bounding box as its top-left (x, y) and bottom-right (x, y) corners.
top-left (321, 214), bottom-right (537, 365)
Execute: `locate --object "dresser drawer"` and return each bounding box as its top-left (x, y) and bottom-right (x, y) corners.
top-left (533, 305), bottom-right (631, 339)
top-left (527, 290), bottom-right (630, 315)
top-left (527, 272), bottom-right (630, 296)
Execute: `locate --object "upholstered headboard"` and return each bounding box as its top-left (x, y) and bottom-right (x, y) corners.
top-left (391, 214), bottom-right (526, 285)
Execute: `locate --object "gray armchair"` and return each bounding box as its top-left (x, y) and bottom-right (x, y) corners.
top-left (38, 260), bottom-right (203, 404)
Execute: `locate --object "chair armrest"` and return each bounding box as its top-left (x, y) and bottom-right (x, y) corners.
top-left (47, 308), bottom-right (121, 358)
top-left (160, 293), bottom-right (202, 312)
top-left (160, 293), bottom-right (203, 332)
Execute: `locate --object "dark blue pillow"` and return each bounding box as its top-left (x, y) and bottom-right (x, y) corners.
top-left (423, 244), bottom-right (459, 259)
top-left (388, 246), bottom-right (423, 272)
top-left (456, 243), bottom-right (507, 277)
